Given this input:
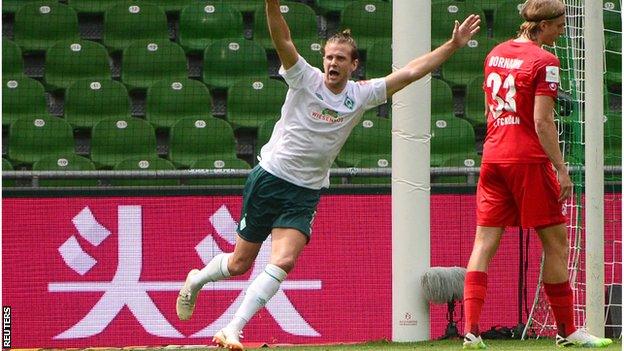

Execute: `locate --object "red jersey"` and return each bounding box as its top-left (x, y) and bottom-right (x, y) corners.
top-left (481, 40), bottom-right (560, 163)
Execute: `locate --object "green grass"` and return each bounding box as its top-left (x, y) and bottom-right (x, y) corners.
top-left (70, 339), bottom-right (621, 351)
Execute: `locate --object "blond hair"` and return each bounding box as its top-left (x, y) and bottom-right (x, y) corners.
top-left (324, 29), bottom-right (359, 61)
top-left (517, 0), bottom-right (566, 40)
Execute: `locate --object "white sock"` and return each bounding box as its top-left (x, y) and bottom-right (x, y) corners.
top-left (190, 253), bottom-right (232, 288)
top-left (226, 264), bottom-right (287, 332)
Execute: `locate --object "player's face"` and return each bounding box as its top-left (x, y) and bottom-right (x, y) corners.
top-left (323, 42), bottom-right (359, 93)
top-left (539, 16), bottom-right (566, 46)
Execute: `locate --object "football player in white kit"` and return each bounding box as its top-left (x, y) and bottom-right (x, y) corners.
top-left (177, 1), bottom-right (481, 349)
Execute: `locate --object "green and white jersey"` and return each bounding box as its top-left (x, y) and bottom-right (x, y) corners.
top-left (259, 56), bottom-right (387, 189)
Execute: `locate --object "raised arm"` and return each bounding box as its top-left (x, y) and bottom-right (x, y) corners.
top-left (534, 95), bottom-right (572, 201)
top-left (266, 0), bottom-right (299, 70)
top-left (384, 14), bottom-right (481, 97)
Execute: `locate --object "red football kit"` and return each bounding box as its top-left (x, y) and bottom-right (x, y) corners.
top-left (477, 40), bottom-right (566, 228)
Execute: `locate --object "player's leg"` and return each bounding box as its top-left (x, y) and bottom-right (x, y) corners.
top-left (537, 224), bottom-right (613, 348)
top-left (463, 225), bottom-right (503, 349)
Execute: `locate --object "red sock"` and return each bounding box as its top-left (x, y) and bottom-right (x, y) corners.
top-left (464, 271), bottom-right (488, 335)
top-left (544, 281), bottom-right (576, 337)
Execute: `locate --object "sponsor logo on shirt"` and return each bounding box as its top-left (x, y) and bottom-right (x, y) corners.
top-left (545, 66), bottom-right (559, 83)
top-left (311, 109), bottom-right (344, 123)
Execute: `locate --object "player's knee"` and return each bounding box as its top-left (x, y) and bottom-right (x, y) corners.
top-left (270, 257), bottom-right (296, 273)
top-left (228, 256), bottom-right (254, 276)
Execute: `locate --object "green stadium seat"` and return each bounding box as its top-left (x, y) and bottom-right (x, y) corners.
top-left (45, 40), bottom-right (111, 91)
top-left (90, 117), bottom-right (158, 169)
top-left (463, 76), bottom-right (487, 128)
top-left (336, 112), bottom-right (391, 166)
top-left (442, 37), bottom-right (497, 88)
top-left (492, 0), bottom-right (525, 43)
top-left (340, 0), bottom-right (392, 52)
top-left (8, 116), bottom-right (75, 165)
top-left (64, 79), bottom-right (131, 129)
top-left (431, 1), bottom-right (487, 49)
top-left (297, 40), bottom-right (325, 68)
top-left (13, 2), bottom-right (80, 53)
top-left (143, 0), bottom-right (194, 14)
top-left (431, 78), bottom-right (454, 119)
top-left (2, 77), bottom-right (48, 127)
top-left (604, 111), bottom-right (622, 167)
top-left (606, 36), bottom-right (621, 92)
top-left (434, 153), bottom-right (481, 184)
top-left (315, 0), bottom-right (355, 16)
top-left (366, 38), bottom-right (391, 79)
top-left (169, 117), bottom-right (238, 168)
top-left (350, 154), bottom-right (391, 185)
top-left (33, 154), bottom-right (98, 187)
top-left (121, 40), bottom-right (188, 91)
top-left (3, 40), bottom-right (23, 78)
top-left (203, 39), bottom-right (268, 90)
top-left (603, 0), bottom-right (621, 38)
top-left (187, 156), bottom-right (251, 186)
top-left (3, 0), bottom-right (42, 14)
top-left (67, 0), bottom-right (124, 14)
top-left (112, 157), bottom-right (178, 186)
top-left (179, 2), bottom-right (244, 54)
top-left (253, 2), bottom-right (319, 51)
top-left (225, 0), bottom-right (264, 13)
top-left (256, 118), bottom-right (279, 156)
top-left (226, 78), bottom-right (287, 130)
top-left (430, 115), bottom-right (476, 166)
top-left (2, 158), bottom-right (15, 187)
top-left (102, 2), bottom-right (169, 53)
top-left (146, 78), bottom-right (213, 130)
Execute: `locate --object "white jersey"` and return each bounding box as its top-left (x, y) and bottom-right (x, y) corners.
top-left (259, 56), bottom-right (387, 189)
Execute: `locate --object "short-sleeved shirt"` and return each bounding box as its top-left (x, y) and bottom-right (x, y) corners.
top-left (259, 56), bottom-right (387, 189)
top-left (482, 40), bottom-right (560, 163)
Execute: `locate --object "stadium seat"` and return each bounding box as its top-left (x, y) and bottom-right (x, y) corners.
top-left (67, 0), bottom-right (123, 14)
top-left (605, 36), bottom-right (621, 92)
top-left (33, 154), bottom-right (98, 187)
top-left (430, 116), bottom-right (476, 166)
top-left (253, 2), bottom-right (319, 51)
top-left (225, 0), bottom-right (264, 13)
top-left (203, 39), bottom-right (268, 90)
top-left (3, 40), bottom-right (23, 78)
top-left (2, 158), bottom-right (15, 187)
top-left (366, 38), bottom-right (391, 79)
top-left (315, 0), bottom-right (355, 16)
top-left (143, 0), bottom-right (194, 14)
top-left (463, 76), bottom-right (487, 128)
top-left (336, 112), bottom-right (391, 166)
top-left (90, 117), bottom-right (158, 169)
top-left (178, 2), bottom-right (244, 54)
top-left (431, 78), bottom-right (455, 119)
top-left (350, 154), bottom-right (391, 185)
top-left (434, 153), bottom-right (481, 184)
top-left (492, 0), bottom-right (525, 43)
top-left (431, 1), bottom-right (487, 49)
top-left (169, 117), bottom-right (238, 168)
top-left (44, 40), bottom-right (111, 91)
top-left (256, 118), bottom-right (279, 156)
top-left (13, 2), bottom-right (80, 53)
top-left (340, 0), bottom-right (392, 52)
top-left (297, 40), bottom-right (325, 69)
top-left (603, 0), bottom-right (621, 38)
top-left (102, 2), bottom-right (169, 53)
top-left (64, 79), bottom-right (131, 129)
top-left (8, 116), bottom-right (75, 165)
top-left (121, 40), bottom-right (188, 91)
top-left (441, 37), bottom-right (497, 88)
top-left (604, 111), bottom-right (622, 167)
top-left (187, 156), bottom-right (251, 186)
top-left (2, 77), bottom-right (48, 127)
top-left (146, 78), bottom-right (213, 130)
top-left (226, 78), bottom-right (287, 129)
top-left (3, 0), bottom-right (42, 14)
top-left (112, 157), bottom-right (178, 186)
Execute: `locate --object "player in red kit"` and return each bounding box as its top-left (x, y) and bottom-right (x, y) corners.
top-left (461, 0), bottom-right (613, 349)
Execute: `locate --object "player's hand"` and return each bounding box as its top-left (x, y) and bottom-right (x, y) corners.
top-left (451, 14), bottom-right (481, 48)
top-left (557, 167), bottom-right (573, 202)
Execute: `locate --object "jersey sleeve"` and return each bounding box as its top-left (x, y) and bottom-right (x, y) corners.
top-left (279, 55), bottom-right (320, 89)
top-left (534, 54), bottom-right (560, 98)
top-left (359, 78), bottom-right (388, 109)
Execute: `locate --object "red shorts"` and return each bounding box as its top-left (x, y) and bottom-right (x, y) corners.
top-left (476, 163), bottom-right (567, 229)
